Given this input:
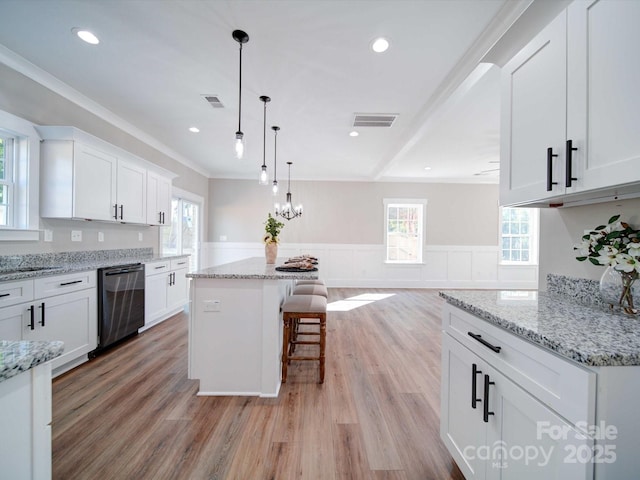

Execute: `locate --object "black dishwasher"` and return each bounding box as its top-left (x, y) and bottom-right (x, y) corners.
top-left (93, 263), bottom-right (145, 355)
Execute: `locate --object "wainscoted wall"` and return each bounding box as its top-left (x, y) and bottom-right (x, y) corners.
top-left (201, 242), bottom-right (538, 289)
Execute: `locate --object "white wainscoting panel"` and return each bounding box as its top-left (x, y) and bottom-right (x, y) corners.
top-left (201, 242), bottom-right (538, 289)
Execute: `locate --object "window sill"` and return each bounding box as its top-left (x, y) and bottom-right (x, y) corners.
top-left (499, 262), bottom-right (538, 267)
top-left (384, 261), bottom-right (425, 266)
top-left (0, 229), bottom-right (40, 241)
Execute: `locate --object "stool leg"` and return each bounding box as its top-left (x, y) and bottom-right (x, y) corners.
top-left (319, 314), bottom-right (326, 383)
top-left (282, 315), bottom-right (290, 383)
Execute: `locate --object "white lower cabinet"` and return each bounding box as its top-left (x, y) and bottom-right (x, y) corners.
top-left (441, 303), bottom-right (597, 479)
top-left (442, 334), bottom-right (592, 479)
top-left (0, 272), bottom-right (97, 376)
top-left (0, 362), bottom-right (52, 480)
top-left (143, 258), bottom-right (189, 330)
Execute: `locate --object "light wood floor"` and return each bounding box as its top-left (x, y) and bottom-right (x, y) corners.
top-left (52, 288), bottom-right (464, 480)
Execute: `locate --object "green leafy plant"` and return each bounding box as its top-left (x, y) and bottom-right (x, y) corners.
top-left (263, 213), bottom-right (284, 244)
top-left (574, 214), bottom-right (640, 271)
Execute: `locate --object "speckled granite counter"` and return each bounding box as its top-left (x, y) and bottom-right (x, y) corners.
top-left (439, 285), bottom-right (640, 367)
top-left (186, 257), bottom-right (319, 280)
top-left (0, 248), bottom-right (189, 282)
top-left (0, 340), bottom-right (64, 383)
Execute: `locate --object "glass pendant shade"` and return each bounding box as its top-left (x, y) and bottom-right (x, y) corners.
top-left (235, 132), bottom-right (244, 159)
top-left (272, 180), bottom-right (279, 195)
top-left (259, 165), bottom-right (268, 185)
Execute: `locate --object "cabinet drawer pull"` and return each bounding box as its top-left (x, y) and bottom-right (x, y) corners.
top-left (546, 147), bottom-right (558, 191)
top-left (28, 305), bottom-right (35, 330)
top-left (39, 302), bottom-right (45, 326)
top-left (483, 374), bottom-right (495, 423)
top-left (468, 332), bottom-right (501, 353)
top-left (60, 279), bottom-right (83, 286)
top-left (472, 363), bottom-right (482, 409)
top-left (159, 212), bottom-right (163, 224)
top-left (565, 139), bottom-right (578, 187)
top-left (0, 293), bottom-right (10, 298)
top-left (155, 265), bottom-right (167, 270)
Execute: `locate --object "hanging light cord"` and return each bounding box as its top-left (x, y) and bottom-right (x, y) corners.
top-left (237, 42), bottom-right (243, 134)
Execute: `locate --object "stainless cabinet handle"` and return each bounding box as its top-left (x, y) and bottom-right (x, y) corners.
top-left (39, 302), bottom-right (45, 326)
top-left (119, 205), bottom-right (124, 220)
top-left (155, 265), bottom-right (167, 270)
top-left (114, 204), bottom-right (119, 220)
top-left (60, 280), bottom-right (83, 286)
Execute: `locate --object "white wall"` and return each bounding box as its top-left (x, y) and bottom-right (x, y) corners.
top-left (201, 242), bottom-right (537, 289)
top-left (538, 197), bottom-right (640, 290)
top-left (207, 179), bottom-right (537, 289)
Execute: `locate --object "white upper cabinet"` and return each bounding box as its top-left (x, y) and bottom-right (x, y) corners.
top-left (37, 126), bottom-right (174, 223)
top-left (146, 171), bottom-right (172, 226)
top-left (500, 10), bottom-right (567, 206)
top-left (566, 0), bottom-right (640, 192)
top-left (116, 159), bottom-right (147, 223)
top-left (500, 0), bottom-right (640, 207)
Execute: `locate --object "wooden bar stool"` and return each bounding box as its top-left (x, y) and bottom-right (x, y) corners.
top-left (281, 294), bottom-right (327, 384)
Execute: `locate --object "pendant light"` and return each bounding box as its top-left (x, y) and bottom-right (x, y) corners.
top-left (259, 95), bottom-right (270, 185)
top-left (275, 162), bottom-right (303, 221)
top-left (271, 126), bottom-right (280, 195)
top-left (232, 29), bottom-right (249, 159)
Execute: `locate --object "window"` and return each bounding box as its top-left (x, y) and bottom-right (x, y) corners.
top-left (384, 199), bottom-right (426, 263)
top-left (0, 134), bottom-right (13, 227)
top-left (160, 188), bottom-right (203, 271)
top-left (0, 109), bottom-right (40, 241)
top-left (500, 207), bottom-right (539, 264)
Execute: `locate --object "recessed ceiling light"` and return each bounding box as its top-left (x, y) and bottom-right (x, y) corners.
top-left (424, 166), bottom-right (432, 171)
top-left (371, 37), bottom-right (389, 53)
top-left (72, 28), bottom-right (99, 45)
top-left (349, 131), bottom-right (359, 137)
top-left (189, 127), bottom-right (200, 133)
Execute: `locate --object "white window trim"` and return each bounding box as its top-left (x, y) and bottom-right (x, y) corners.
top-left (162, 186), bottom-right (204, 271)
top-left (383, 198), bottom-right (427, 265)
top-left (0, 109), bottom-right (40, 241)
top-left (499, 207), bottom-right (539, 266)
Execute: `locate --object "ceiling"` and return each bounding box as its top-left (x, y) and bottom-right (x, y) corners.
top-left (0, 0), bottom-right (534, 183)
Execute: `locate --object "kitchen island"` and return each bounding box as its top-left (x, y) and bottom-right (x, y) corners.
top-left (186, 257), bottom-right (319, 397)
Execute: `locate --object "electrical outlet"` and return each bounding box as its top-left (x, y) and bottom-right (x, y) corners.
top-left (220, 235), bottom-right (227, 241)
top-left (138, 232), bottom-right (143, 242)
top-left (203, 300), bottom-right (221, 312)
top-left (71, 230), bottom-right (82, 242)
top-left (98, 232), bottom-right (104, 242)
top-left (43, 230), bottom-right (53, 242)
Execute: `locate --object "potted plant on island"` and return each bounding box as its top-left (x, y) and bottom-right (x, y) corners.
top-left (263, 213), bottom-right (285, 264)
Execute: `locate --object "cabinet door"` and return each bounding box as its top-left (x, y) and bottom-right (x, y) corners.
top-left (566, 0), bottom-right (640, 192)
top-left (144, 273), bottom-right (168, 324)
top-left (500, 10), bottom-right (567, 206)
top-left (167, 266), bottom-right (189, 312)
top-left (73, 143), bottom-right (117, 221)
top-left (486, 368), bottom-right (593, 480)
top-left (116, 160), bottom-right (147, 223)
top-left (0, 302), bottom-right (28, 340)
top-left (441, 334), bottom-right (488, 479)
top-left (146, 172), bottom-right (172, 225)
top-left (23, 289), bottom-right (97, 371)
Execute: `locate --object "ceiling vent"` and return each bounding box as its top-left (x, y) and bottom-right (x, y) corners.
top-left (202, 95), bottom-right (224, 108)
top-left (353, 113), bottom-right (398, 128)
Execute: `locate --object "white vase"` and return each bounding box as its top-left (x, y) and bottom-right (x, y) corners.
top-left (599, 266), bottom-right (639, 314)
top-left (265, 242), bottom-right (278, 264)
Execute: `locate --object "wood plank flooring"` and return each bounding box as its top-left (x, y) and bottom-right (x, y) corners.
top-left (52, 288), bottom-right (464, 480)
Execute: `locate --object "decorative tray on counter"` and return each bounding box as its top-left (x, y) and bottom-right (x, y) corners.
top-left (275, 266), bottom-right (318, 272)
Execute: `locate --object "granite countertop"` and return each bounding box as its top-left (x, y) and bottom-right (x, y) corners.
top-left (0, 248), bottom-right (189, 282)
top-left (187, 257), bottom-right (320, 280)
top-left (439, 286), bottom-right (640, 367)
top-left (0, 340), bottom-right (64, 383)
